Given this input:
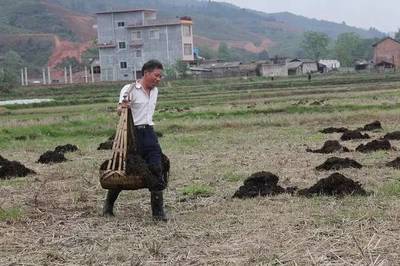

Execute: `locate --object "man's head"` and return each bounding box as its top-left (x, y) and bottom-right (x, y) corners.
top-left (141, 60), bottom-right (164, 89)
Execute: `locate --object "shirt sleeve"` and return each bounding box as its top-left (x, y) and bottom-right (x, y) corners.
top-left (118, 84), bottom-right (131, 103)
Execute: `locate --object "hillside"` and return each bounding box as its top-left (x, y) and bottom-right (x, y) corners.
top-left (51, 0), bottom-right (385, 55)
top-left (0, 0), bottom-right (96, 76)
top-left (0, 0), bottom-right (386, 71)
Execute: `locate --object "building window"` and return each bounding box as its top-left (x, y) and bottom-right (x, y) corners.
top-left (184, 43), bottom-right (192, 56)
top-left (117, 21), bottom-right (125, 27)
top-left (131, 31), bottom-right (142, 40)
top-left (149, 30), bottom-right (160, 40)
top-left (120, 62), bottom-right (127, 69)
top-left (118, 42), bottom-right (126, 49)
top-left (135, 49), bottom-right (142, 58)
top-left (183, 25), bottom-right (192, 37)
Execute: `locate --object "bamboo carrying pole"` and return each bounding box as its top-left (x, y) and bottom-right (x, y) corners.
top-left (99, 84), bottom-right (146, 190)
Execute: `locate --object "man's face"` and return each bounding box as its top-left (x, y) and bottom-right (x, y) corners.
top-left (144, 68), bottom-right (163, 89)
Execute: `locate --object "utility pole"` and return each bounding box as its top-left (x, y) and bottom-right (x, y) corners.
top-left (91, 65), bottom-right (95, 83)
top-left (47, 67), bottom-right (51, 85)
top-left (64, 66), bottom-right (68, 84)
top-left (84, 65), bottom-right (88, 83)
top-left (21, 68), bottom-right (25, 86)
top-left (69, 65), bottom-right (73, 84)
top-left (24, 67), bottom-right (28, 86)
top-left (42, 68), bottom-right (47, 85)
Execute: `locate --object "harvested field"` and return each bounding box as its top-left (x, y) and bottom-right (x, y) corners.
top-left (1, 73), bottom-right (400, 264)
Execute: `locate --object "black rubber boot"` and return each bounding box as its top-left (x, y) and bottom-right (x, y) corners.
top-left (102, 189), bottom-right (121, 217)
top-left (151, 191), bottom-right (167, 222)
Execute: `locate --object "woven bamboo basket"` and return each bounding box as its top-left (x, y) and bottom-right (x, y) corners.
top-left (99, 105), bottom-right (146, 190)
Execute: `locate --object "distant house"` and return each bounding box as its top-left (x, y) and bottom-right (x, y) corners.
top-left (289, 59), bottom-right (318, 74)
top-left (260, 62), bottom-right (288, 77)
top-left (190, 61), bottom-right (239, 78)
top-left (259, 58), bottom-right (318, 77)
top-left (372, 37), bottom-right (400, 69)
top-left (318, 59), bottom-right (340, 73)
top-left (96, 9), bottom-right (194, 81)
top-left (287, 61), bottom-right (303, 75)
top-left (354, 60), bottom-right (373, 71)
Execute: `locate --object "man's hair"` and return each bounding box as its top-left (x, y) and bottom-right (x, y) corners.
top-left (142, 60), bottom-right (163, 76)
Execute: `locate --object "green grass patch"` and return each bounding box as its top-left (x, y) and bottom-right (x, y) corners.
top-left (0, 207), bottom-right (23, 221)
top-left (0, 116), bottom-right (115, 148)
top-left (379, 180), bottom-right (400, 197)
top-left (0, 178), bottom-right (29, 188)
top-left (182, 184), bottom-right (214, 198)
top-left (223, 172), bottom-right (244, 182)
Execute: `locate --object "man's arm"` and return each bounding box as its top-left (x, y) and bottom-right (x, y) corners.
top-left (117, 84), bottom-right (131, 115)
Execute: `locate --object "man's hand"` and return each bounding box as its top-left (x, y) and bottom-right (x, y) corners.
top-left (117, 101), bottom-right (130, 116)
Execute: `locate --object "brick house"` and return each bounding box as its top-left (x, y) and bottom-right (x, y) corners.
top-left (373, 37), bottom-right (400, 69)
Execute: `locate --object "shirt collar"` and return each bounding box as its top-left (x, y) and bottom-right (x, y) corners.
top-left (135, 81), bottom-right (142, 89)
top-left (135, 80), bottom-right (157, 91)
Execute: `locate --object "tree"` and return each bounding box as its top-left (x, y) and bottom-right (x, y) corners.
top-left (335, 32), bottom-right (363, 67)
top-left (0, 50), bottom-right (24, 91)
top-left (163, 64), bottom-right (177, 80)
top-left (218, 42), bottom-right (232, 61)
top-left (301, 31), bottom-right (330, 60)
top-left (199, 46), bottom-right (217, 59)
top-left (175, 60), bottom-right (189, 78)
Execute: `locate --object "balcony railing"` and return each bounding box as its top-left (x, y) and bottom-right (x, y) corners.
top-left (129, 40), bottom-right (144, 47)
top-left (97, 41), bottom-right (116, 48)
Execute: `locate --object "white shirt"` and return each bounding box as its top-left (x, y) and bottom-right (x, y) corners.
top-left (119, 81), bottom-right (158, 126)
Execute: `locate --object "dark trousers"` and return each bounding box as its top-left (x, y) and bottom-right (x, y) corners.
top-left (134, 125), bottom-right (166, 191)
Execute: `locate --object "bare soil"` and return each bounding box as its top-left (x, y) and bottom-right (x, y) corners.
top-left (54, 144), bottom-right (79, 153)
top-left (307, 140), bottom-right (350, 153)
top-left (359, 120), bottom-right (383, 131)
top-left (383, 131), bottom-right (400, 140)
top-left (386, 157), bottom-right (400, 169)
top-left (0, 155), bottom-right (36, 179)
top-left (97, 135), bottom-right (115, 150)
top-left (233, 171), bottom-right (296, 199)
top-left (340, 130), bottom-right (370, 141)
top-left (37, 151), bottom-right (67, 164)
top-left (316, 157), bottom-right (362, 171)
top-left (355, 139), bottom-right (392, 153)
top-left (298, 173), bottom-right (367, 197)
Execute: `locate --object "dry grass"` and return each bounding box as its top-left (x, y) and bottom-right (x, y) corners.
top-left (2, 79), bottom-right (400, 265)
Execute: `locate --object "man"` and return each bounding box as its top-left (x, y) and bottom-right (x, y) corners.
top-left (103, 59), bottom-right (167, 221)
